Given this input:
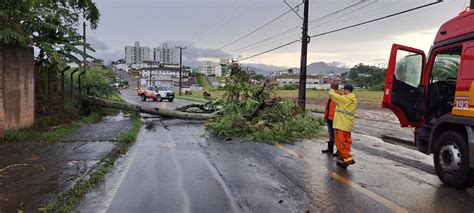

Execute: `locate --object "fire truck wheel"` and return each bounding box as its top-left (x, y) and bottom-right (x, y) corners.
top-left (434, 131), bottom-right (474, 188)
top-left (141, 94), bottom-right (146, 102)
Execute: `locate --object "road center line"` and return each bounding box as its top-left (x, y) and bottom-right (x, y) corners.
top-left (275, 144), bottom-right (408, 213)
top-left (328, 171), bottom-right (408, 213)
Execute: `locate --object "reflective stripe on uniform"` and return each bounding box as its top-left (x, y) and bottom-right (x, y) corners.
top-left (336, 109), bottom-right (355, 117)
top-left (343, 157), bottom-right (354, 162)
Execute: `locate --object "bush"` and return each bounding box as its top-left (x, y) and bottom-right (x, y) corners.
top-left (369, 83), bottom-right (384, 91)
top-left (4, 130), bottom-right (28, 142)
top-left (279, 84), bottom-right (299, 90)
top-left (85, 67), bottom-right (118, 98)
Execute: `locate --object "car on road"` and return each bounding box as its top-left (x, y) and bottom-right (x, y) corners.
top-left (136, 86), bottom-right (175, 102)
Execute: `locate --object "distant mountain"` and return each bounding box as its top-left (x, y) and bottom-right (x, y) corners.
top-left (242, 63), bottom-right (289, 76)
top-left (242, 63), bottom-right (288, 72)
top-left (190, 61), bottom-right (349, 76)
top-left (291, 62), bottom-right (349, 75)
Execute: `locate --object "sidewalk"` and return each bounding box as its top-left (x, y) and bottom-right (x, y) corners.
top-left (0, 113), bottom-right (133, 212)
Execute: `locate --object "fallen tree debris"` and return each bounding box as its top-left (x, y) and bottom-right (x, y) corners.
top-left (84, 96), bottom-right (217, 120)
top-left (206, 63), bottom-right (323, 144)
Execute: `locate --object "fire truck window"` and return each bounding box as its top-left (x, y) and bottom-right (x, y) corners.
top-left (430, 49), bottom-right (462, 83)
top-left (461, 47), bottom-right (474, 80)
top-left (394, 50), bottom-right (423, 87)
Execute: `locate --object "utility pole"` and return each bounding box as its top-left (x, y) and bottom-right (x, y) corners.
top-left (149, 70), bottom-right (152, 86)
top-left (82, 19), bottom-right (87, 91)
top-left (298, 0), bottom-right (310, 113)
top-left (176, 46), bottom-right (187, 95)
top-left (471, 0), bottom-right (474, 8)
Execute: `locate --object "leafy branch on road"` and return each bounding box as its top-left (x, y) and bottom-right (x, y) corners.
top-left (206, 63), bottom-right (323, 144)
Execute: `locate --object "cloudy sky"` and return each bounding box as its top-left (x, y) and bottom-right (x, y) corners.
top-left (88, 0), bottom-right (468, 68)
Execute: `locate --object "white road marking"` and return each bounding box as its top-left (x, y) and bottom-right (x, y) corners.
top-left (96, 128), bottom-right (144, 213)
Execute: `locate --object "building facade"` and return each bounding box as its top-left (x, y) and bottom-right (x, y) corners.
top-left (275, 75), bottom-right (323, 89)
top-left (199, 62), bottom-right (223, 77)
top-left (139, 67), bottom-right (192, 90)
top-left (125, 41), bottom-right (150, 64)
top-left (139, 67), bottom-right (191, 79)
top-left (153, 43), bottom-right (177, 65)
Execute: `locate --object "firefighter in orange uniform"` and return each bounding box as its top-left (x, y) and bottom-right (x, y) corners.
top-left (322, 83), bottom-right (340, 156)
top-left (328, 84), bottom-right (357, 168)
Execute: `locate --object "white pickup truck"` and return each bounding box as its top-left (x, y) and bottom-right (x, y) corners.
top-left (136, 86), bottom-right (175, 102)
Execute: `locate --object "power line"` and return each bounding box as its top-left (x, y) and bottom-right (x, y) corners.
top-left (324, 1), bottom-right (415, 26)
top-left (309, 0), bottom-right (443, 38)
top-left (237, 40), bottom-right (300, 61)
top-left (308, 0), bottom-right (366, 25)
top-left (201, 2), bottom-right (303, 57)
top-left (228, 0), bottom-right (366, 55)
top-left (191, 1), bottom-right (242, 43)
top-left (307, 0), bottom-right (378, 30)
top-left (231, 32), bottom-right (300, 56)
top-left (237, 0), bottom-right (442, 62)
top-left (229, 28), bottom-right (299, 54)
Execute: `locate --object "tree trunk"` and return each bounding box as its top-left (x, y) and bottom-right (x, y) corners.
top-left (84, 96), bottom-right (217, 120)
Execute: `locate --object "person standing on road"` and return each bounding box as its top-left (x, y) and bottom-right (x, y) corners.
top-left (328, 84), bottom-right (357, 168)
top-left (322, 83), bottom-right (340, 156)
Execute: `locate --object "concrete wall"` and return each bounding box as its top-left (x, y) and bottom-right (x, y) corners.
top-left (0, 44), bottom-right (35, 137)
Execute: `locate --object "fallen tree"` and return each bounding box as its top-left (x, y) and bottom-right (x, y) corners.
top-left (84, 63), bottom-right (323, 144)
top-left (84, 96), bottom-right (217, 120)
top-left (206, 63), bottom-right (323, 144)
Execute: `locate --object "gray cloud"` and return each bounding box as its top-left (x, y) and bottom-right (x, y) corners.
top-left (87, 36), bottom-right (110, 51)
top-left (160, 40), bottom-right (231, 63)
top-left (326, 61), bottom-right (348, 68)
top-left (90, 50), bottom-right (122, 64)
top-left (90, 0), bottom-right (465, 67)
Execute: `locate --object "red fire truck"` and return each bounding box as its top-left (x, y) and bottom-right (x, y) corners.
top-left (382, 8), bottom-right (474, 188)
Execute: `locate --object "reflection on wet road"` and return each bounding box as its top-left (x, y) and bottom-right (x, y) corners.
top-left (80, 117), bottom-right (474, 212)
top-left (79, 69), bottom-right (474, 212)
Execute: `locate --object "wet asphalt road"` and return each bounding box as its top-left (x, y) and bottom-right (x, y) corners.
top-left (79, 69), bottom-right (474, 212)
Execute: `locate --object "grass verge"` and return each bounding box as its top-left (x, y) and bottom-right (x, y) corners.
top-left (175, 95), bottom-right (208, 103)
top-left (173, 89), bottom-right (382, 107)
top-left (41, 112), bottom-right (142, 212)
top-left (2, 112), bottom-right (105, 143)
top-left (117, 113), bottom-right (142, 143)
top-left (195, 74), bottom-right (214, 90)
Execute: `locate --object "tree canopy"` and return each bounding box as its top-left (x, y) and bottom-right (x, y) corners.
top-left (0, 0), bottom-right (100, 66)
top-left (344, 63), bottom-right (387, 90)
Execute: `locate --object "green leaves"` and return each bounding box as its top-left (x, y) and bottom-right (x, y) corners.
top-left (206, 63), bottom-right (322, 144)
top-left (0, 0), bottom-right (101, 67)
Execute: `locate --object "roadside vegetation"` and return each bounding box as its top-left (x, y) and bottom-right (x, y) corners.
top-left (3, 111), bottom-right (101, 143)
top-left (2, 1), bottom-right (144, 212)
top-left (206, 63), bottom-right (323, 144)
top-left (179, 88), bottom-right (382, 108)
top-left (341, 63), bottom-right (387, 91)
top-left (117, 113), bottom-right (142, 143)
top-left (42, 113), bottom-right (141, 212)
top-left (192, 72), bottom-right (214, 91)
top-left (175, 95), bottom-right (209, 103)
